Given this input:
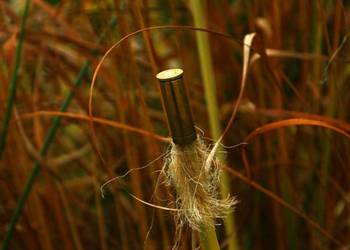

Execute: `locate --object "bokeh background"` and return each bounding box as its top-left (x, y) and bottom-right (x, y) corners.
top-left (1, 0), bottom-right (350, 249)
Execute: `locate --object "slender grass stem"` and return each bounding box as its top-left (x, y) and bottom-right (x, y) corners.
top-left (200, 224), bottom-right (221, 250)
top-left (1, 61), bottom-right (90, 250)
top-left (0, 0), bottom-right (30, 157)
top-left (1, 16), bottom-right (117, 250)
top-left (189, 1), bottom-right (239, 249)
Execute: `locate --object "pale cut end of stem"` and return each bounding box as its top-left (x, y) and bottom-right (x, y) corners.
top-left (156, 68), bottom-right (183, 81)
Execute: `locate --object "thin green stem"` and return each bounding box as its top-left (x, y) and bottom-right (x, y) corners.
top-left (0, 0), bottom-right (31, 156)
top-left (189, 0), bottom-right (239, 249)
top-left (1, 16), bottom-right (117, 250)
top-left (200, 224), bottom-right (221, 250)
top-left (1, 61), bottom-right (90, 250)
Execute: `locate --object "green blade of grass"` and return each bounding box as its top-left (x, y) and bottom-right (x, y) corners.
top-left (189, 1), bottom-right (239, 249)
top-left (0, 0), bottom-right (31, 157)
top-left (1, 61), bottom-right (90, 250)
top-left (1, 15), bottom-right (117, 250)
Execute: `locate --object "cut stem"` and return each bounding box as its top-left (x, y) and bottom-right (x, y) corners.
top-left (157, 69), bottom-right (221, 250)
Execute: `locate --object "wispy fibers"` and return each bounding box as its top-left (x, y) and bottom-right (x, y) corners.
top-left (164, 137), bottom-right (236, 230)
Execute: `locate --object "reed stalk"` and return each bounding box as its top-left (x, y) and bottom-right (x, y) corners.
top-left (189, 1), bottom-right (239, 249)
top-left (0, 0), bottom-right (30, 156)
top-left (199, 225), bottom-right (221, 250)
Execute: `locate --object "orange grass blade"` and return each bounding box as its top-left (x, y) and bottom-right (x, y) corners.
top-left (241, 118), bottom-right (350, 178)
top-left (223, 166), bottom-right (343, 247)
top-left (244, 118), bottom-right (350, 142)
top-left (255, 108), bottom-right (350, 132)
top-left (18, 111), bottom-right (170, 143)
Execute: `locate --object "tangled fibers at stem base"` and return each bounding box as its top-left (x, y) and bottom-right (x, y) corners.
top-left (162, 136), bottom-right (237, 232)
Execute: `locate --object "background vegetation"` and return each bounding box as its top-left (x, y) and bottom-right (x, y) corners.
top-left (1, 0), bottom-right (350, 249)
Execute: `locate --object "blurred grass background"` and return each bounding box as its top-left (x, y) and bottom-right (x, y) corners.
top-left (1, 0), bottom-right (350, 249)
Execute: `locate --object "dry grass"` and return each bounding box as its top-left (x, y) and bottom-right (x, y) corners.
top-left (1, 1), bottom-right (350, 249)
